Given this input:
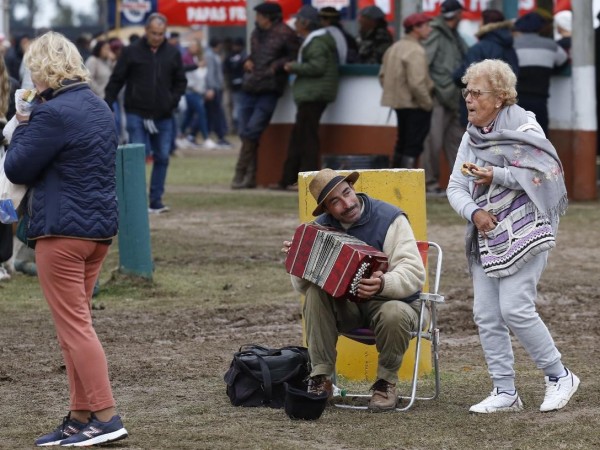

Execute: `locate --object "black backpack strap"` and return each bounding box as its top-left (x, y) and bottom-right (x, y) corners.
top-left (234, 351), bottom-right (274, 404)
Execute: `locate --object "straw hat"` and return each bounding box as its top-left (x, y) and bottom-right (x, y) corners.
top-left (309, 168), bottom-right (359, 216)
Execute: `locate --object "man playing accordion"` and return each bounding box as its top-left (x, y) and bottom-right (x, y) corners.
top-left (282, 168), bottom-right (426, 411)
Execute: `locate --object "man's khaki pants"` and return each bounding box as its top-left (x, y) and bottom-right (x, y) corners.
top-left (303, 283), bottom-right (422, 384)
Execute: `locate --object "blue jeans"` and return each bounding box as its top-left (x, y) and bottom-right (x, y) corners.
top-left (238, 91), bottom-right (279, 141)
top-left (126, 113), bottom-right (173, 206)
top-left (181, 92), bottom-right (209, 139)
top-left (230, 90), bottom-right (243, 133)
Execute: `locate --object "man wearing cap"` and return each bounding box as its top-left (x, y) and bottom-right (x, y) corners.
top-left (319, 7), bottom-right (359, 64)
top-left (357, 5), bottom-right (393, 64)
top-left (379, 13), bottom-right (434, 169)
top-left (272, 5), bottom-right (339, 190)
top-left (230, 2), bottom-right (299, 189)
top-left (283, 168), bottom-right (426, 411)
top-left (421, 0), bottom-right (468, 196)
top-left (513, 12), bottom-right (568, 136)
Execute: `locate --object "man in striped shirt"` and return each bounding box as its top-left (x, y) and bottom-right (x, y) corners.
top-left (513, 11), bottom-right (568, 136)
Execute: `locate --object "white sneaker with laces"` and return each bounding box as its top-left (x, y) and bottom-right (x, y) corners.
top-left (202, 138), bottom-right (217, 150)
top-left (469, 388), bottom-right (523, 413)
top-left (540, 368), bottom-right (580, 412)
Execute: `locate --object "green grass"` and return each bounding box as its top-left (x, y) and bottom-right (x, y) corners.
top-left (164, 153), bottom-right (237, 186)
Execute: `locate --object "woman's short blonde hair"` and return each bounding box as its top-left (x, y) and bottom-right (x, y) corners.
top-left (24, 31), bottom-right (90, 90)
top-left (461, 59), bottom-right (518, 106)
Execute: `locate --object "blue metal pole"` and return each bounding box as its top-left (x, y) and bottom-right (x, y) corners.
top-left (502, 0), bottom-right (519, 20)
top-left (116, 144), bottom-right (153, 279)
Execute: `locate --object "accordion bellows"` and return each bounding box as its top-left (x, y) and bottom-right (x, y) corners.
top-left (285, 223), bottom-right (388, 302)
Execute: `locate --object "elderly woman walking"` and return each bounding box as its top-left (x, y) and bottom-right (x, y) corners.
top-left (4, 31), bottom-right (128, 446)
top-left (447, 59), bottom-right (579, 414)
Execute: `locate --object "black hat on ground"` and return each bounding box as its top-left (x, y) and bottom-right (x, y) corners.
top-left (284, 382), bottom-right (328, 420)
top-left (254, 2), bottom-right (282, 15)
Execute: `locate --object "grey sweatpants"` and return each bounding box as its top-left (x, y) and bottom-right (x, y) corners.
top-left (472, 252), bottom-right (563, 392)
top-left (303, 283), bottom-right (422, 384)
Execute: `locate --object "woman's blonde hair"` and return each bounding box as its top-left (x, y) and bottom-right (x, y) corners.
top-left (461, 59), bottom-right (518, 106)
top-left (24, 31), bottom-right (90, 90)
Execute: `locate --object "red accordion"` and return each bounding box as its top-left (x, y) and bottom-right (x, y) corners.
top-left (285, 223), bottom-right (389, 302)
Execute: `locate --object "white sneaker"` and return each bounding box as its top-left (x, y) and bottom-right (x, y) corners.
top-left (469, 388), bottom-right (523, 413)
top-left (540, 368), bottom-right (580, 412)
top-left (202, 138), bottom-right (217, 150)
top-left (0, 266), bottom-right (11, 281)
top-left (175, 137), bottom-right (191, 149)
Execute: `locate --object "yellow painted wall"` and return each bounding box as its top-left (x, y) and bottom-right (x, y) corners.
top-left (296, 169), bottom-right (431, 381)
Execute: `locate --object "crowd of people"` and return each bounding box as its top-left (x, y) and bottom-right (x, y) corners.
top-left (380, 0), bottom-right (569, 196)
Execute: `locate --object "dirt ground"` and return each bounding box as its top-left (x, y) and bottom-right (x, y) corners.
top-left (1, 153), bottom-right (599, 449)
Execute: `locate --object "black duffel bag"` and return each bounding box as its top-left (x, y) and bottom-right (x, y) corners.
top-left (224, 344), bottom-right (310, 408)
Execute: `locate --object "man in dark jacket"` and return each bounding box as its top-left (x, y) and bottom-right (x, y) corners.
top-left (513, 11), bottom-right (568, 136)
top-left (356, 5), bottom-right (393, 64)
top-left (230, 2), bottom-right (299, 189)
top-left (223, 37), bottom-right (247, 133)
top-left (453, 9), bottom-right (519, 126)
top-left (104, 13), bottom-right (187, 214)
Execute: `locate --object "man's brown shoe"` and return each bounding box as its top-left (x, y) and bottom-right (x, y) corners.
top-left (307, 375), bottom-right (333, 399)
top-left (368, 379), bottom-right (398, 411)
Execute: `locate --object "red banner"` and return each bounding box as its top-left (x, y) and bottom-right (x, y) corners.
top-left (422, 0), bottom-right (537, 21)
top-left (158, 0), bottom-right (247, 26)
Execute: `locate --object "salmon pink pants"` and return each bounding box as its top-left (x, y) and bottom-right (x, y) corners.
top-left (36, 237), bottom-right (115, 412)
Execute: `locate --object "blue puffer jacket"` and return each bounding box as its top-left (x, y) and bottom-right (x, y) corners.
top-left (5, 82), bottom-right (118, 241)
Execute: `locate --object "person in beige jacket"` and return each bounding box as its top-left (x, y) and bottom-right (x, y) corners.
top-left (380, 13), bottom-right (434, 169)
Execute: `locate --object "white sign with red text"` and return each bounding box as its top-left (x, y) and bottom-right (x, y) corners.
top-left (159, 0), bottom-right (246, 26)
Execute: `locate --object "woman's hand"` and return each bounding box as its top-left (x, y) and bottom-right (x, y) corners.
top-left (16, 112), bottom-right (29, 123)
top-left (472, 209), bottom-right (498, 238)
top-left (473, 166), bottom-right (494, 186)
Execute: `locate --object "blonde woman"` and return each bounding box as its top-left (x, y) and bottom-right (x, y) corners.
top-left (4, 31), bottom-right (128, 446)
